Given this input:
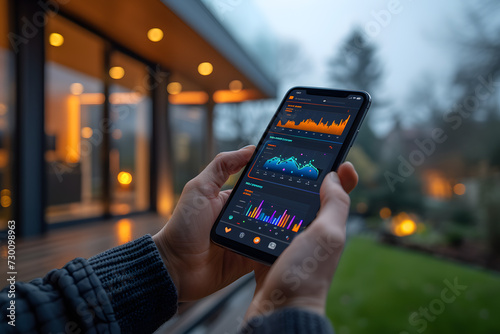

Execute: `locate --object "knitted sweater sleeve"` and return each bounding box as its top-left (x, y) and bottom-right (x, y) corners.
top-left (0, 234), bottom-right (177, 334)
top-left (88, 234), bottom-right (178, 333)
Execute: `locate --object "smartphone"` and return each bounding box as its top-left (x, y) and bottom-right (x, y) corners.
top-left (210, 87), bottom-right (371, 265)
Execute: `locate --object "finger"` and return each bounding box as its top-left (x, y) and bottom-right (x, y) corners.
top-left (337, 162), bottom-right (358, 194)
top-left (307, 172), bottom-right (350, 238)
top-left (193, 145), bottom-right (255, 194)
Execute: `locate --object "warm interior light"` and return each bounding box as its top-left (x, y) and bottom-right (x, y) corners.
top-left (70, 83), bottom-right (84, 95)
top-left (147, 28), bottom-right (164, 42)
top-left (117, 171), bottom-right (132, 185)
top-left (49, 33), bottom-right (64, 47)
top-left (229, 80), bottom-right (243, 93)
top-left (168, 91), bottom-right (209, 105)
top-left (116, 219), bottom-right (132, 245)
top-left (0, 103), bottom-right (6, 115)
top-left (1, 189), bottom-right (11, 207)
top-left (112, 129), bottom-right (122, 140)
top-left (109, 66), bottom-right (125, 80)
top-left (66, 95), bottom-right (81, 163)
top-left (0, 195), bottom-right (11, 208)
top-left (110, 92), bottom-right (143, 104)
top-left (0, 150), bottom-right (7, 168)
top-left (113, 204), bottom-right (131, 216)
top-left (379, 207), bottom-right (392, 219)
top-left (167, 82), bottom-right (182, 95)
top-left (213, 89), bottom-right (260, 103)
top-left (453, 183), bottom-right (466, 196)
top-left (198, 62), bottom-right (213, 76)
top-left (80, 93), bottom-right (105, 105)
top-left (81, 126), bottom-right (93, 139)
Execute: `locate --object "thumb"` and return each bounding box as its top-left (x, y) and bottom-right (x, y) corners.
top-left (307, 172), bottom-right (351, 237)
top-left (193, 145), bottom-right (255, 195)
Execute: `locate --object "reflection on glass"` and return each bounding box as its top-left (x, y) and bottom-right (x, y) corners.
top-left (0, 0), bottom-right (14, 230)
top-left (109, 52), bottom-right (151, 215)
top-left (45, 15), bottom-right (105, 223)
top-left (115, 218), bottom-right (133, 245)
top-left (170, 105), bottom-right (206, 197)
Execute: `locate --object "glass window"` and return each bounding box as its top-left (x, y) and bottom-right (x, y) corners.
top-left (170, 104), bottom-right (207, 197)
top-left (109, 52), bottom-right (152, 215)
top-left (45, 15), bottom-right (105, 223)
top-left (0, 0), bottom-right (15, 229)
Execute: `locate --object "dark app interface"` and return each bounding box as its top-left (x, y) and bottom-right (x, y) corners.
top-left (216, 89), bottom-right (365, 256)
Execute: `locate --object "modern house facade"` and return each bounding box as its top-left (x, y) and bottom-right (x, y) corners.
top-left (0, 0), bottom-right (276, 236)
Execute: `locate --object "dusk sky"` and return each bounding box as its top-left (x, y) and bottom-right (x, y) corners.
top-left (252, 0), bottom-right (468, 134)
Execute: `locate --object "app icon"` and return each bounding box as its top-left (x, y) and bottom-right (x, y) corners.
top-left (239, 232), bottom-right (245, 238)
top-left (253, 237), bottom-right (261, 244)
top-left (225, 227), bottom-right (231, 233)
top-left (268, 242), bottom-right (276, 250)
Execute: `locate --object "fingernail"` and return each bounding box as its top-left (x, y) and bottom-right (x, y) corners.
top-left (240, 145), bottom-right (254, 150)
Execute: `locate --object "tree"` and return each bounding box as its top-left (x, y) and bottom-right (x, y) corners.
top-left (327, 28), bottom-right (384, 162)
top-left (451, 1), bottom-right (500, 260)
top-left (328, 28), bottom-right (383, 93)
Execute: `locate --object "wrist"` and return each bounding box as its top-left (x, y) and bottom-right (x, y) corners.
top-left (153, 232), bottom-right (181, 297)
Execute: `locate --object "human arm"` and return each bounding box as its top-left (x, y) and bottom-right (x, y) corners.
top-left (0, 235), bottom-right (177, 334)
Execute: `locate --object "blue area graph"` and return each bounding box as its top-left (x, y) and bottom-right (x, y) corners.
top-left (263, 156), bottom-right (320, 180)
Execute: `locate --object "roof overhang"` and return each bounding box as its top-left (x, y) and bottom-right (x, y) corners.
top-left (57, 0), bottom-right (276, 99)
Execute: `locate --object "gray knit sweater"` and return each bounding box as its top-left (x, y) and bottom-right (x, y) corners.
top-left (0, 235), bottom-right (334, 333)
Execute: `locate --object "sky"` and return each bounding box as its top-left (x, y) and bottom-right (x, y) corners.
top-left (249, 0), bottom-right (468, 134)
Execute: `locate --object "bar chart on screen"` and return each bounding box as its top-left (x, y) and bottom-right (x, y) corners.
top-left (228, 190), bottom-right (309, 233)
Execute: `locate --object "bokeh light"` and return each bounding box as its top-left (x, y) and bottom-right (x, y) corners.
top-left (49, 33), bottom-right (64, 47)
top-left (198, 62), bottom-right (213, 76)
top-left (167, 82), bottom-right (182, 95)
top-left (117, 171), bottom-right (132, 185)
top-left (147, 28), bottom-right (164, 42)
top-left (109, 66), bottom-right (125, 80)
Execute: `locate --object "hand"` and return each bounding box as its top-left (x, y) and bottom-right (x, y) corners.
top-left (244, 163), bottom-right (358, 320)
top-left (153, 146), bottom-right (267, 302)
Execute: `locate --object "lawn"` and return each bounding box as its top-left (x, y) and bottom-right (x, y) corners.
top-left (326, 237), bottom-right (500, 334)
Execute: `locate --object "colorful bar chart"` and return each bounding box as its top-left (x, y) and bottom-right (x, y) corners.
top-left (245, 199), bottom-right (304, 232)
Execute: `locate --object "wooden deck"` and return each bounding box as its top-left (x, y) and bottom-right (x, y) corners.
top-left (1, 213), bottom-right (255, 334)
top-left (5, 213), bottom-right (167, 282)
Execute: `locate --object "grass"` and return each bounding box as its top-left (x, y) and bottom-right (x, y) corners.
top-left (326, 237), bottom-right (500, 334)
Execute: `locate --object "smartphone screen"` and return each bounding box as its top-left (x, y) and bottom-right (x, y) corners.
top-left (211, 87), bottom-right (370, 264)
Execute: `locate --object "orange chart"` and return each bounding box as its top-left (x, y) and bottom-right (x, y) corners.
top-left (277, 114), bottom-right (350, 136)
